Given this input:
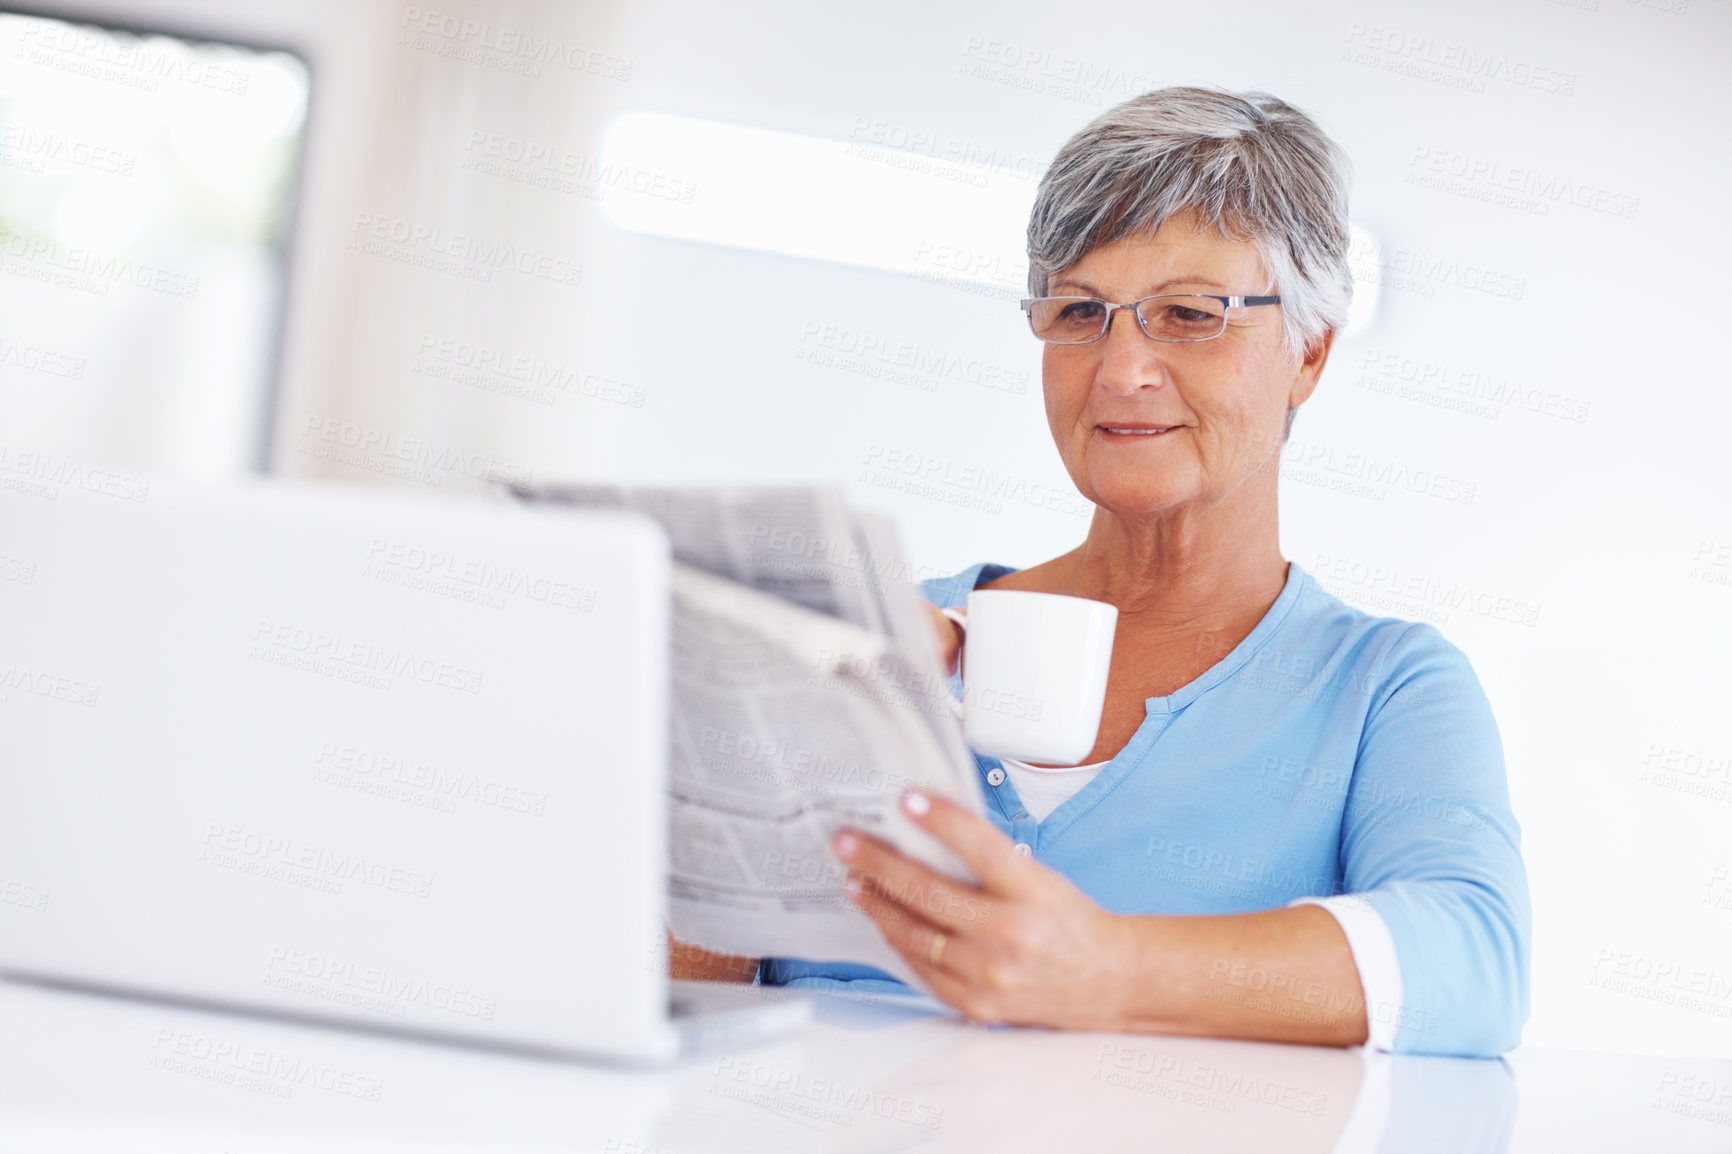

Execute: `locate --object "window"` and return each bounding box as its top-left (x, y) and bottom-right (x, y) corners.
top-left (0, 11), bottom-right (308, 475)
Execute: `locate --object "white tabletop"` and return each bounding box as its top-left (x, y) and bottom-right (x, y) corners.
top-left (1, 977), bottom-right (1727, 1153)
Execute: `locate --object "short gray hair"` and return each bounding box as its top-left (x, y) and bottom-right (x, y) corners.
top-left (1026, 86), bottom-right (1353, 360)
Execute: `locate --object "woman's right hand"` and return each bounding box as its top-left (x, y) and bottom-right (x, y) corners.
top-left (925, 602), bottom-right (965, 676)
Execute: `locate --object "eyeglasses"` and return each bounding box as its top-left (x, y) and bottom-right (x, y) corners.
top-left (1020, 294), bottom-right (1282, 344)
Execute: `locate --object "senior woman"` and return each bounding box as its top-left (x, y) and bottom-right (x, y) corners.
top-left (681, 86), bottom-right (1530, 1059)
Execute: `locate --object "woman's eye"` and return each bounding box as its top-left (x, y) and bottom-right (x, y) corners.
top-left (1059, 301), bottom-right (1105, 321)
top-left (1165, 306), bottom-right (1211, 323)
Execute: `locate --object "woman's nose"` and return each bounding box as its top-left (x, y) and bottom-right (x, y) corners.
top-left (1095, 308), bottom-right (1171, 394)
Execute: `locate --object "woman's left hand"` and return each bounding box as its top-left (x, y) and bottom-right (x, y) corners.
top-left (834, 789), bottom-right (1136, 1030)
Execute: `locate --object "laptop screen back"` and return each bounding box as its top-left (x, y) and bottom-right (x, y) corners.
top-left (0, 477), bottom-right (672, 1059)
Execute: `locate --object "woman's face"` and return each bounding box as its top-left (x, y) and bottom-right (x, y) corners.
top-left (1041, 209), bottom-right (1331, 519)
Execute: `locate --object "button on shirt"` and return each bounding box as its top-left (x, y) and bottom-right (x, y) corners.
top-left (761, 561), bottom-right (1532, 1058)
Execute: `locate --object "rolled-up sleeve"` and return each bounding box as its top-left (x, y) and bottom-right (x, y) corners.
top-left (1289, 892), bottom-right (1406, 1052)
top-left (1336, 623), bottom-right (1531, 1058)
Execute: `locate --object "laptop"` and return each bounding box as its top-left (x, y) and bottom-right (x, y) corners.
top-left (0, 474), bottom-right (808, 1062)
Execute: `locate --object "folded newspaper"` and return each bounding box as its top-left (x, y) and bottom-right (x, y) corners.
top-left (508, 483), bottom-right (986, 988)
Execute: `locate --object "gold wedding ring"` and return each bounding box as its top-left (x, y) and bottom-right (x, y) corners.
top-left (928, 931), bottom-right (948, 968)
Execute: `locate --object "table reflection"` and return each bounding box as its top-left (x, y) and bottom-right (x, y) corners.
top-left (642, 992), bottom-right (1520, 1154)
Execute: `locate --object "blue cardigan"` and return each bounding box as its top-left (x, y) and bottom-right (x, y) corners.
top-left (762, 561), bottom-right (1532, 1057)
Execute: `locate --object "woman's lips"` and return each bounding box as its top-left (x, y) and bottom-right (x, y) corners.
top-left (1097, 424), bottom-right (1178, 439)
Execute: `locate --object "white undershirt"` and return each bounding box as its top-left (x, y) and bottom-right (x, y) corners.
top-left (996, 756), bottom-right (1110, 821)
top-left (945, 603), bottom-right (1405, 1051)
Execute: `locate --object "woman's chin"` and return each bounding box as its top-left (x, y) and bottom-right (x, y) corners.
top-left (1082, 479), bottom-right (1197, 518)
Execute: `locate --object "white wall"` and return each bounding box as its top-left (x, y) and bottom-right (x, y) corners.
top-left (36, 0), bottom-right (1731, 1057)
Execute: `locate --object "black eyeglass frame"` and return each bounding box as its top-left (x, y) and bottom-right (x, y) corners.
top-left (1019, 294), bottom-right (1283, 344)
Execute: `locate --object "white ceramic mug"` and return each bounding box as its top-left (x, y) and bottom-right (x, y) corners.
top-left (953, 589), bottom-right (1117, 765)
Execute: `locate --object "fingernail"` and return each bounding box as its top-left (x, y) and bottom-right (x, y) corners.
top-left (843, 873), bottom-right (862, 895)
top-left (902, 789), bottom-right (930, 817)
top-left (833, 831), bottom-right (859, 861)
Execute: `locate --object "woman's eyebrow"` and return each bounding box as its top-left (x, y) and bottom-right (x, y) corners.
top-left (1051, 276), bottom-right (1229, 297)
top-left (1051, 278), bottom-right (1104, 297)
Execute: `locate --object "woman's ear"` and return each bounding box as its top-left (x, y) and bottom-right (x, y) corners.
top-left (1288, 328), bottom-right (1336, 409)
